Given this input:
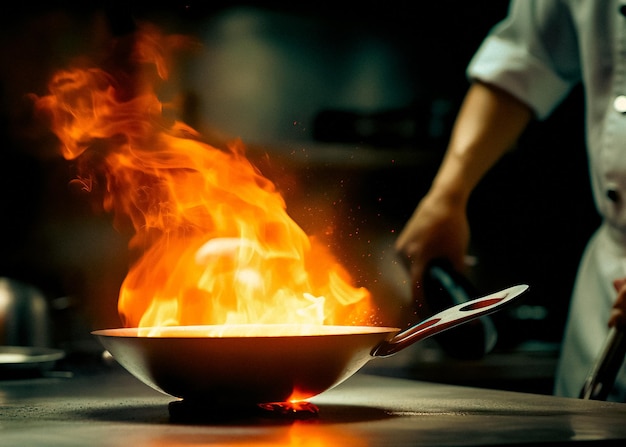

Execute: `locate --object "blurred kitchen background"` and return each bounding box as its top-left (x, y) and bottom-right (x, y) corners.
top-left (0, 1), bottom-right (599, 393)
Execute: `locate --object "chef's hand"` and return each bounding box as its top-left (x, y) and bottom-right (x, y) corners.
top-left (394, 188), bottom-right (470, 302)
top-left (610, 278), bottom-right (626, 329)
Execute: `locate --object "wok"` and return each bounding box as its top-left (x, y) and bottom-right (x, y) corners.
top-left (93, 284), bottom-right (528, 406)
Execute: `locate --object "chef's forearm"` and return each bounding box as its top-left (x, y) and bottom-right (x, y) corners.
top-left (429, 81), bottom-right (534, 206)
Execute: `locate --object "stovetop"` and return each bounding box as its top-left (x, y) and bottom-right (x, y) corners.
top-left (2, 358), bottom-right (626, 447)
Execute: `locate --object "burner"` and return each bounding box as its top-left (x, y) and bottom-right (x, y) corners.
top-left (257, 401), bottom-right (319, 418)
top-left (168, 399), bottom-right (319, 423)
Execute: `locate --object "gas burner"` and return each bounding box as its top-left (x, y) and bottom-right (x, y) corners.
top-left (168, 399), bottom-right (319, 423)
top-left (257, 401), bottom-right (319, 418)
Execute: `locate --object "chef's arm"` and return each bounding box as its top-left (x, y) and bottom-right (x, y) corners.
top-left (395, 81), bottom-right (534, 287)
top-left (430, 81), bottom-right (534, 208)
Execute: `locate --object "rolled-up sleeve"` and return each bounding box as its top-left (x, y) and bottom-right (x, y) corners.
top-left (467, 0), bottom-right (581, 120)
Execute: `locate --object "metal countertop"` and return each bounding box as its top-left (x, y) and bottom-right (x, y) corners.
top-left (2, 362), bottom-right (626, 447)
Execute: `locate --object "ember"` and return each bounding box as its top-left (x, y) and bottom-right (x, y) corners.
top-left (32, 24), bottom-right (376, 332)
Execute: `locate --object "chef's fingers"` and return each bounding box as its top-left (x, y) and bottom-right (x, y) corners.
top-left (609, 308), bottom-right (626, 329)
top-left (613, 278), bottom-right (626, 292)
top-left (610, 279), bottom-right (626, 328)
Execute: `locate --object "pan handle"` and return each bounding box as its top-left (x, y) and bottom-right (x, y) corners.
top-left (579, 326), bottom-right (626, 400)
top-left (371, 284), bottom-right (529, 357)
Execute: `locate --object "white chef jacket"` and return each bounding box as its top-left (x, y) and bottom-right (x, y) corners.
top-left (466, 0), bottom-right (626, 400)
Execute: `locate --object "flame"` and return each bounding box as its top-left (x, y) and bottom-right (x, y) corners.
top-left (33, 24), bottom-right (375, 332)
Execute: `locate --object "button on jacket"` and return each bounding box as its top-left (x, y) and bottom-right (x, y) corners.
top-left (466, 0), bottom-right (626, 400)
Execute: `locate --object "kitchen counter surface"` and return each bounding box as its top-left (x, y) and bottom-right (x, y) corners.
top-left (2, 362), bottom-right (626, 447)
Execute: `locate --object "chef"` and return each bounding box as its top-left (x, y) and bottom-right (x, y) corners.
top-left (395, 0), bottom-right (626, 401)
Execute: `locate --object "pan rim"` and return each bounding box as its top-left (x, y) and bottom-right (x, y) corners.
top-left (91, 324), bottom-right (400, 339)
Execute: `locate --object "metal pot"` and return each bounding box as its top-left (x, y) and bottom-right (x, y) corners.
top-left (93, 284), bottom-right (528, 405)
top-left (0, 277), bottom-right (50, 347)
top-left (0, 277), bottom-right (65, 377)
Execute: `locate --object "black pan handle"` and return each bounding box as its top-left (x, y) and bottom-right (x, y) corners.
top-left (579, 326), bottom-right (626, 400)
top-left (422, 259), bottom-right (499, 359)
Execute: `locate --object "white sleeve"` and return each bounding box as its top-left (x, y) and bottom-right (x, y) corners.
top-left (467, 0), bottom-right (581, 120)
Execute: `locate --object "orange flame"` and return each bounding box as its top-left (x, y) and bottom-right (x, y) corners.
top-left (33, 25), bottom-right (375, 331)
